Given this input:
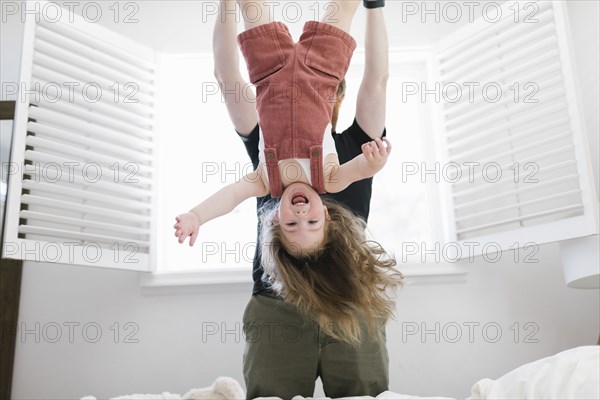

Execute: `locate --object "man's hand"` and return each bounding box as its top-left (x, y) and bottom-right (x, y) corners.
top-left (361, 137), bottom-right (392, 173)
top-left (173, 212), bottom-right (201, 246)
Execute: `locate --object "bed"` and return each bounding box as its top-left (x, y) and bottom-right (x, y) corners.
top-left (81, 346), bottom-right (599, 400)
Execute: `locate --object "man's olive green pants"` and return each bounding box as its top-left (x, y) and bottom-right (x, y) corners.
top-left (242, 292), bottom-right (389, 399)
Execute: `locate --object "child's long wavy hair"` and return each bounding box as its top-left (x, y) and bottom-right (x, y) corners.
top-left (259, 198), bottom-right (404, 346)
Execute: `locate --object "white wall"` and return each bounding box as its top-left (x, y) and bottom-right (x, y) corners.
top-left (10, 241), bottom-right (599, 399)
top-left (0, 0), bottom-right (23, 103)
top-left (4, 1), bottom-right (599, 399)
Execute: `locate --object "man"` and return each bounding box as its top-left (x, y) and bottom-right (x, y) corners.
top-left (212, 0), bottom-right (390, 397)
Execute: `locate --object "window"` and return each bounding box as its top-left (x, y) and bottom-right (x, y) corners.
top-left (155, 54), bottom-right (258, 273)
top-left (344, 52), bottom-right (440, 264)
top-left (155, 50), bottom-right (438, 274)
top-left (3, 0), bottom-right (157, 271)
top-left (432, 0), bottom-right (599, 257)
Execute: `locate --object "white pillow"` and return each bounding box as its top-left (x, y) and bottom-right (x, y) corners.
top-left (376, 391), bottom-right (456, 400)
top-left (469, 346), bottom-right (600, 399)
top-left (285, 391), bottom-right (456, 400)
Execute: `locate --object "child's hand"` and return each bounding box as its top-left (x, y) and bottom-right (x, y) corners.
top-left (361, 137), bottom-right (392, 171)
top-left (173, 212), bottom-right (201, 246)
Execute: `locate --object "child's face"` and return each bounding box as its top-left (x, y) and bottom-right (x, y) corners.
top-left (276, 182), bottom-right (330, 254)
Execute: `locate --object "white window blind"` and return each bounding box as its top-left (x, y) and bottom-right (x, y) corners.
top-left (2, 0), bottom-right (157, 270)
top-left (432, 0), bottom-right (599, 255)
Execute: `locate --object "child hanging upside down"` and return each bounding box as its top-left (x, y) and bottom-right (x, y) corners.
top-left (174, 0), bottom-right (392, 257)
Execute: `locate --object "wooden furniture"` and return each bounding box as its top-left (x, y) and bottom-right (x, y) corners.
top-left (0, 100), bottom-right (21, 400)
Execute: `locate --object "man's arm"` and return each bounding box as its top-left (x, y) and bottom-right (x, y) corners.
top-left (213, 0), bottom-right (258, 136)
top-left (355, 5), bottom-right (389, 139)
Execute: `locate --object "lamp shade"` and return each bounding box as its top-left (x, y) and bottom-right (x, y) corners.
top-left (560, 235), bottom-right (600, 289)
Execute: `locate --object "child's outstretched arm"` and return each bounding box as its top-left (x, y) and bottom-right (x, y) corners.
top-left (325, 137), bottom-right (392, 193)
top-left (174, 171), bottom-right (268, 246)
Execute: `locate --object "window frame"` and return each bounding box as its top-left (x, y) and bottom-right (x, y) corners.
top-left (2, 0), bottom-right (158, 272)
top-left (430, 0), bottom-right (599, 258)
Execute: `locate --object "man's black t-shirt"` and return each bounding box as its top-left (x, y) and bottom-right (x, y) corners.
top-left (238, 118), bottom-right (386, 295)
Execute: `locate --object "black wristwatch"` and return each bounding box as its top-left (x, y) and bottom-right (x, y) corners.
top-left (364, 0), bottom-right (385, 8)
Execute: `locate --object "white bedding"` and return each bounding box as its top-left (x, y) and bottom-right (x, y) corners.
top-left (82, 346), bottom-right (599, 400)
top-left (271, 392), bottom-right (456, 400)
top-left (468, 345), bottom-right (599, 399)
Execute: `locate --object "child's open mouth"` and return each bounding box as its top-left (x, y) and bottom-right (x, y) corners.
top-left (291, 193), bottom-right (309, 205)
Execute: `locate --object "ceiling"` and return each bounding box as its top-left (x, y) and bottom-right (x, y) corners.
top-left (61, 0), bottom-right (508, 54)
